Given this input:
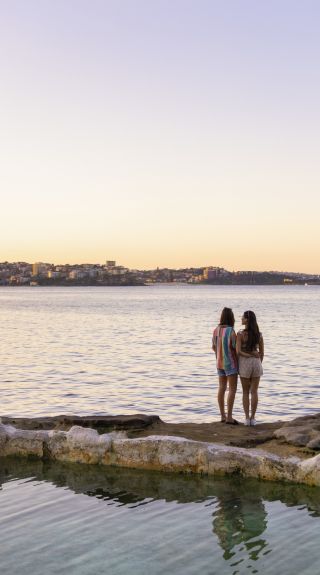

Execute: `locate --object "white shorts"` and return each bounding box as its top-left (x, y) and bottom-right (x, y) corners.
top-left (239, 356), bottom-right (263, 379)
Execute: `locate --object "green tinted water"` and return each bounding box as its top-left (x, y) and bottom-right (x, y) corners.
top-left (0, 458), bottom-right (319, 575)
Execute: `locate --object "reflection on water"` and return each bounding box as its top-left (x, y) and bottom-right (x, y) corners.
top-left (0, 458), bottom-right (320, 574)
top-left (213, 486), bottom-right (267, 563)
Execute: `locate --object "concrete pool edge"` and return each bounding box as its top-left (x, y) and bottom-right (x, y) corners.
top-left (0, 422), bottom-right (320, 487)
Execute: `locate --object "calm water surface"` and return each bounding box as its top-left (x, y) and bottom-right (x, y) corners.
top-left (0, 285), bottom-right (319, 422)
top-left (0, 458), bottom-right (319, 575)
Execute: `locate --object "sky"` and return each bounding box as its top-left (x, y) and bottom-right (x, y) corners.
top-left (1, 0), bottom-right (319, 272)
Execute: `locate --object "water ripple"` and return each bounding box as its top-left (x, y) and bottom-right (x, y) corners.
top-left (0, 285), bottom-right (319, 421)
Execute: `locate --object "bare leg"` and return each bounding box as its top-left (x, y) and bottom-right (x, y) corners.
top-left (226, 374), bottom-right (238, 422)
top-left (250, 377), bottom-right (260, 419)
top-left (241, 377), bottom-right (251, 420)
top-left (218, 376), bottom-right (227, 420)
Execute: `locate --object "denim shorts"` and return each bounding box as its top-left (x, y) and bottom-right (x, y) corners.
top-left (217, 367), bottom-right (238, 377)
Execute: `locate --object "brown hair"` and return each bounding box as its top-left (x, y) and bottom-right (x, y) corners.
top-left (219, 307), bottom-right (235, 327)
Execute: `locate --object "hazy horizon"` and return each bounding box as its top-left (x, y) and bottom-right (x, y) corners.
top-left (1, 1), bottom-right (319, 273)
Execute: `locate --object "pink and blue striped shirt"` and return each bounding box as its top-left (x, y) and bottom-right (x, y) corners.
top-left (213, 325), bottom-right (238, 371)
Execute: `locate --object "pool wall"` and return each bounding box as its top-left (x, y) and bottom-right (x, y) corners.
top-left (1, 423), bottom-right (320, 486)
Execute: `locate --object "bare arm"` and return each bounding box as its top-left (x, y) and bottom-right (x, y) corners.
top-left (259, 334), bottom-right (264, 362)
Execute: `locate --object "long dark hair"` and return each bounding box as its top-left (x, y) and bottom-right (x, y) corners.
top-left (219, 307), bottom-right (235, 328)
top-left (243, 310), bottom-right (260, 351)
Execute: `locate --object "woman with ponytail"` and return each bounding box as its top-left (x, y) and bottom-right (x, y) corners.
top-left (236, 311), bottom-right (264, 426)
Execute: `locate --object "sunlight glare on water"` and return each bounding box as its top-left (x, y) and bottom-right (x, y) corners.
top-left (0, 285), bottom-right (319, 421)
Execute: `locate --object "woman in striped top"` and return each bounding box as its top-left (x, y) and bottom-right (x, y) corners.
top-left (212, 307), bottom-right (239, 424)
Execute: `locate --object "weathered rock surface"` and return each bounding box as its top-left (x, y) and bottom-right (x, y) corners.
top-left (3, 426), bottom-right (49, 458)
top-left (273, 413), bottom-right (320, 449)
top-left (0, 414), bottom-right (286, 451)
top-left (1, 421), bottom-right (320, 487)
top-left (3, 412), bottom-right (320, 457)
top-left (1, 414), bottom-right (159, 432)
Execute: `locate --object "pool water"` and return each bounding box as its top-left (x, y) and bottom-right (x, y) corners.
top-left (0, 458), bottom-right (319, 575)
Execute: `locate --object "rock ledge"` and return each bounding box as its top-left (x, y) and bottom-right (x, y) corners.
top-left (1, 418), bottom-right (320, 487)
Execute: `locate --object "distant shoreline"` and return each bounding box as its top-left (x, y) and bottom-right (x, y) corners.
top-left (2, 262), bottom-right (319, 287)
top-left (1, 281), bottom-right (319, 287)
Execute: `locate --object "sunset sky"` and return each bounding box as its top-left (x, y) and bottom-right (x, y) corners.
top-left (1, 0), bottom-right (319, 272)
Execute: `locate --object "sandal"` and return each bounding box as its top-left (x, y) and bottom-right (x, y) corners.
top-left (225, 419), bottom-right (239, 425)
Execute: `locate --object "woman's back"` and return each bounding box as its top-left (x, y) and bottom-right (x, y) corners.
top-left (213, 325), bottom-right (237, 371)
top-left (238, 329), bottom-right (263, 353)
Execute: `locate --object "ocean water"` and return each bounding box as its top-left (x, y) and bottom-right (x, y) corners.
top-left (0, 285), bottom-right (319, 422)
top-left (0, 457), bottom-right (319, 575)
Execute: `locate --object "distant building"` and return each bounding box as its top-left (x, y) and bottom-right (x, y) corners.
top-left (32, 262), bottom-right (49, 276)
top-left (203, 267), bottom-right (223, 281)
top-left (106, 260), bottom-right (116, 269)
top-left (69, 270), bottom-right (87, 280)
top-left (48, 271), bottom-right (61, 279)
top-left (86, 269), bottom-right (99, 278)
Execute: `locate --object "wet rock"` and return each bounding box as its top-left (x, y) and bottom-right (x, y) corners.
top-left (1, 424), bottom-right (49, 458)
top-left (298, 454), bottom-right (320, 485)
top-left (108, 436), bottom-right (306, 484)
top-left (0, 424), bottom-right (7, 450)
top-left (0, 414), bottom-right (287, 451)
top-left (1, 418), bottom-right (320, 487)
top-left (46, 426), bottom-right (126, 465)
top-left (1, 414), bottom-right (160, 432)
top-left (107, 436), bottom-right (209, 472)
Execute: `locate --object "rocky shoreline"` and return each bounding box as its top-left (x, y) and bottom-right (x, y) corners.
top-left (1, 413), bottom-right (320, 486)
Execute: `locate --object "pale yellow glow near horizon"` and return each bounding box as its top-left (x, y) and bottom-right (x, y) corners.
top-left (1, 1), bottom-right (319, 274)
top-left (2, 141), bottom-right (318, 272)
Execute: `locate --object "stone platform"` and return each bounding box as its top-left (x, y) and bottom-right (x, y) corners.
top-left (1, 413), bottom-right (320, 486)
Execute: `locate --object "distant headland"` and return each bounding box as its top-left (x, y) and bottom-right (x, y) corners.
top-left (1, 260), bottom-right (319, 286)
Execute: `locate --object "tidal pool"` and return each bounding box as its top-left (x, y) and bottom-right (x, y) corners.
top-left (0, 458), bottom-right (319, 575)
